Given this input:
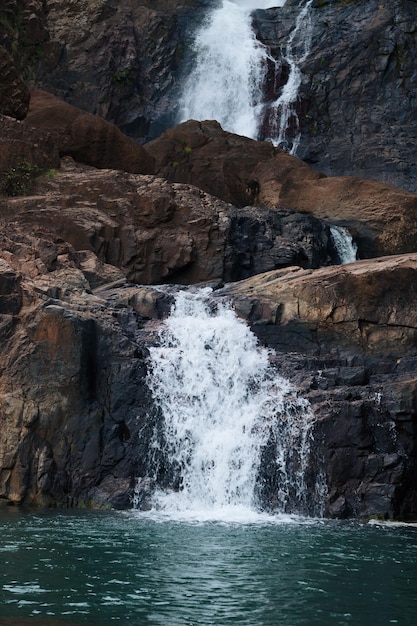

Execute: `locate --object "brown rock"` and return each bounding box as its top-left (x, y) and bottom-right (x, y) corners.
top-left (221, 254), bottom-right (417, 355)
top-left (146, 119), bottom-right (277, 207)
top-left (148, 120), bottom-right (417, 259)
top-left (26, 89), bottom-right (155, 175)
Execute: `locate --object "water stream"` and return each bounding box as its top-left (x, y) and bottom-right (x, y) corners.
top-left (136, 288), bottom-right (320, 522)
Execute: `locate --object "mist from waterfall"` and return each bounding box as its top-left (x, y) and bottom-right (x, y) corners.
top-left (178, 0), bottom-right (313, 154)
top-left (138, 288), bottom-right (321, 523)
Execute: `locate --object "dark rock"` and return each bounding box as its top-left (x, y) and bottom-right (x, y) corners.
top-left (253, 0), bottom-right (417, 192)
top-left (0, 45), bottom-right (29, 119)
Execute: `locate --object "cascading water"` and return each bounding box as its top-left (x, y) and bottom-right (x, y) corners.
top-left (178, 0), bottom-right (313, 154)
top-left (137, 288), bottom-right (321, 522)
top-left (178, 0), bottom-right (284, 140)
top-left (330, 225), bottom-right (358, 264)
top-left (263, 0), bottom-right (314, 153)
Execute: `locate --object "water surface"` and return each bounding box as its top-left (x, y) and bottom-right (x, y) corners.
top-left (1, 509), bottom-right (416, 625)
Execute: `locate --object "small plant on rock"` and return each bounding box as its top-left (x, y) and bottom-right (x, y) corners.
top-left (0, 160), bottom-right (43, 196)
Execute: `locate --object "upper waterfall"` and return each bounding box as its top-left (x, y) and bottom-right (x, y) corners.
top-left (136, 288), bottom-right (322, 523)
top-left (178, 0), bottom-right (286, 141)
top-left (178, 0), bottom-right (313, 154)
top-left (263, 0), bottom-right (314, 153)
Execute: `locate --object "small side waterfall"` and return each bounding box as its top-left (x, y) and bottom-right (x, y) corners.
top-left (263, 0), bottom-right (314, 153)
top-left (178, 0), bottom-right (313, 154)
top-left (330, 225), bottom-right (358, 264)
top-left (136, 289), bottom-right (321, 521)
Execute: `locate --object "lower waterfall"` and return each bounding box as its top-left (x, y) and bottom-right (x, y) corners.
top-left (135, 289), bottom-right (323, 522)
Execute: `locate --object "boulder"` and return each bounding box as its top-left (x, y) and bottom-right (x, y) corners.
top-left (26, 89), bottom-right (155, 175)
top-left (146, 119), bottom-right (277, 207)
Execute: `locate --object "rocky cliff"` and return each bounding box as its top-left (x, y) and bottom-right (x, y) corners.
top-left (1, 1), bottom-right (417, 520)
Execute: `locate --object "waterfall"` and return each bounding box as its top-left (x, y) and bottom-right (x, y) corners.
top-left (178, 0), bottom-right (285, 140)
top-left (263, 0), bottom-right (314, 153)
top-left (178, 0), bottom-right (313, 155)
top-left (330, 225), bottom-right (358, 264)
top-left (137, 288), bottom-right (320, 521)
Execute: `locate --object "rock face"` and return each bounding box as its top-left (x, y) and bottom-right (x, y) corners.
top-left (148, 120), bottom-right (417, 259)
top-left (253, 0), bottom-right (417, 192)
top-left (0, 0), bottom-right (201, 142)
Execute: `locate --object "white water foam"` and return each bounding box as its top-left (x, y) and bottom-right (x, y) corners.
top-left (178, 0), bottom-right (285, 139)
top-left (137, 288), bottom-right (318, 523)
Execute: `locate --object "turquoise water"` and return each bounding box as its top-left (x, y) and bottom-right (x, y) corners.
top-left (1, 509), bottom-right (417, 625)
